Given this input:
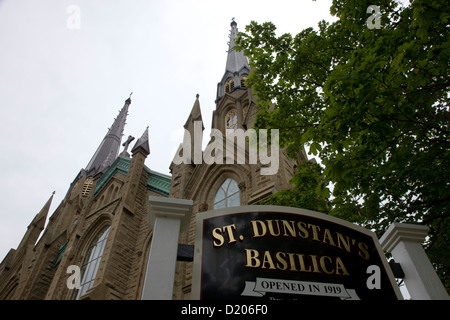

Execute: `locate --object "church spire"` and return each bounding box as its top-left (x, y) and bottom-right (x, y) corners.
top-left (84, 95), bottom-right (131, 175)
top-left (16, 192), bottom-right (54, 253)
top-left (225, 19), bottom-right (249, 75)
top-left (216, 20), bottom-right (250, 102)
top-left (31, 191), bottom-right (54, 231)
top-left (131, 126), bottom-right (150, 156)
top-left (184, 94), bottom-right (204, 129)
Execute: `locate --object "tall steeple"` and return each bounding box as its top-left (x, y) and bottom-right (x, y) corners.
top-left (216, 20), bottom-right (250, 102)
top-left (84, 95), bottom-right (131, 175)
top-left (184, 94), bottom-right (204, 129)
top-left (131, 126), bottom-right (150, 156)
top-left (16, 192), bottom-right (54, 253)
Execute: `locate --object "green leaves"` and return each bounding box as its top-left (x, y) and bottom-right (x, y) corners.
top-left (238, 0), bottom-right (450, 291)
top-left (262, 161), bottom-right (331, 214)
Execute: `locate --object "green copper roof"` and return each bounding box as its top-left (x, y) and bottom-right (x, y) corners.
top-left (94, 157), bottom-right (171, 197)
top-left (146, 170), bottom-right (171, 196)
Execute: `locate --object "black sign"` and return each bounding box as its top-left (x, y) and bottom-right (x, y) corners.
top-left (192, 206), bottom-right (401, 300)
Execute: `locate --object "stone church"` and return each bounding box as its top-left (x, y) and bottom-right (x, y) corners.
top-left (0, 21), bottom-right (308, 300)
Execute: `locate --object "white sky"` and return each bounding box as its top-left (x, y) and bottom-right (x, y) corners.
top-left (0, 0), bottom-right (336, 261)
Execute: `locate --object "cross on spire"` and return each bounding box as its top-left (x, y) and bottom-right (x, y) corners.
top-left (119, 135), bottom-right (135, 158)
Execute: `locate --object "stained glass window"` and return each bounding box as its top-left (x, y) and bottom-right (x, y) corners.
top-left (213, 178), bottom-right (240, 209)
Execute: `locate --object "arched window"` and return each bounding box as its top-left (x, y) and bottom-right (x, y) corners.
top-left (225, 109), bottom-right (238, 134)
top-left (240, 74), bottom-right (248, 88)
top-left (213, 178), bottom-right (240, 209)
top-left (224, 78), bottom-right (234, 93)
top-left (75, 225), bottom-right (111, 299)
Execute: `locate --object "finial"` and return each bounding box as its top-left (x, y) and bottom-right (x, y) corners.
top-left (52, 191), bottom-right (56, 195)
top-left (125, 92), bottom-right (133, 105)
top-left (196, 93), bottom-right (199, 99)
top-left (231, 17), bottom-right (237, 26)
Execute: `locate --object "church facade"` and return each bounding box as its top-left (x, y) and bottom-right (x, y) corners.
top-left (0, 21), bottom-right (308, 300)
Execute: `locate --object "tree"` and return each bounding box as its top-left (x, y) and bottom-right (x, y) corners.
top-left (262, 161), bottom-right (331, 214)
top-left (237, 0), bottom-right (450, 291)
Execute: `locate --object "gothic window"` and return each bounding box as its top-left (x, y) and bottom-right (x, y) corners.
top-left (213, 178), bottom-right (240, 209)
top-left (225, 109), bottom-right (238, 134)
top-left (240, 74), bottom-right (248, 88)
top-left (224, 78), bottom-right (234, 93)
top-left (75, 225), bottom-right (111, 299)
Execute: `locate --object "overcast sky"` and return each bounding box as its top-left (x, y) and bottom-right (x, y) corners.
top-left (0, 0), bottom-right (336, 261)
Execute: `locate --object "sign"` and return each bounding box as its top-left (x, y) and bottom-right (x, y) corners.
top-left (191, 205), bottom-right (402, 300)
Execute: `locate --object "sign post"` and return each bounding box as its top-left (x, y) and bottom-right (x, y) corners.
top-left (192, 205), bottom-right (402, 300)
top-left (141, 197), bottom-right (193, 300)
top-left (380, 223), bottom-right (449, 300)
